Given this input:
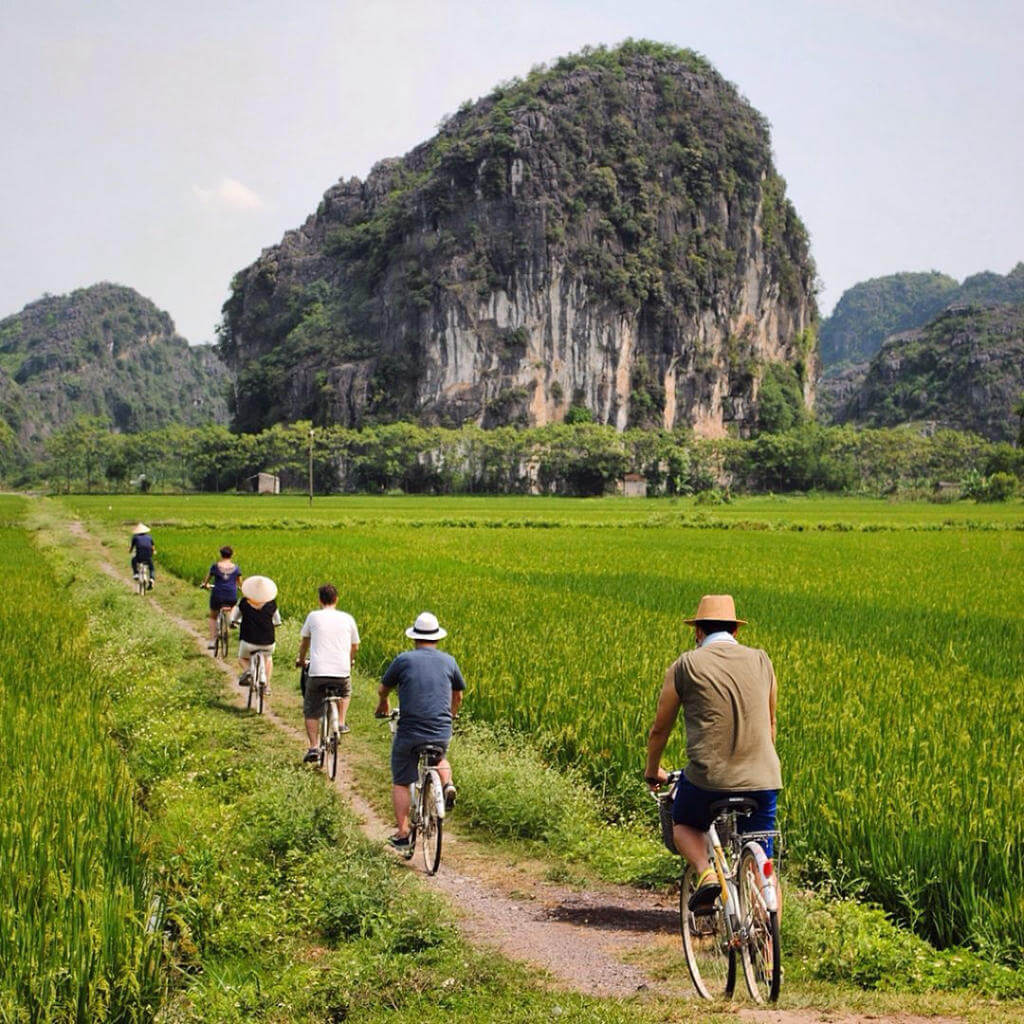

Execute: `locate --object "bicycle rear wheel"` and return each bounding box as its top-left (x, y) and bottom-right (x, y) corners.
top-left (680, 864), bottom-right (735, 999)
top-left (420, 776), bottom-right (442, 875)
top-left (328, 734), bottom-right (338, 779)
top-left (738, 848), bottom-right (781, 1003)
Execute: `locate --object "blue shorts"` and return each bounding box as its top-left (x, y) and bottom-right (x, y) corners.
top-left (672, 773), bottom-right (778, 856)
top-left (390, 736), bottom-right (448, 786)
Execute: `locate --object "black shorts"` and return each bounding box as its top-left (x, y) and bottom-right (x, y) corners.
top-left (210, 596), bottom-right (235, 612)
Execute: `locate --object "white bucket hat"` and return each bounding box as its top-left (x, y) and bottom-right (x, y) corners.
top-left (132, 523), bottom-right (150, 534)
top-left (406, 611), bottom-right (447, 641)
top-left (242, 575), bottom-right (277, 604)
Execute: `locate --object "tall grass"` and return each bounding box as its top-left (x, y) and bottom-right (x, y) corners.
top-left (0, 497), bottom-right (162, 1021)
top-left (68, 495), bottom-right (1024, 965)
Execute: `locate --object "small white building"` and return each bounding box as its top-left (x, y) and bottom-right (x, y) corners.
top-left (621, 473), bottom-right (648, 498)
top-left (248, 472), bottom-right (280, 495)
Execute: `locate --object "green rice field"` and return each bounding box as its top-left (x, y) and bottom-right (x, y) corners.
top-left (0, 496), bottom-right (163, 1019)
top-left (67, 494), bottom-right (1024, 965)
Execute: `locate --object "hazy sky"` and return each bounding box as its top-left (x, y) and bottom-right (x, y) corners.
top-left (2, 0), bottom-right (1021, 342)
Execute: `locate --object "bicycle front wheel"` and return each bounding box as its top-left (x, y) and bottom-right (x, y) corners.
top-left (420, 776), bottom-right (442, 875)
top-left (328, 734), bottom-right (338, 779)
top-left (680, 864), bottom-right (735, 999)
top-left (738, 848), bottom-right (781, 1003)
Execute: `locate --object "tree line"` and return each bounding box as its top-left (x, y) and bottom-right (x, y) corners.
top-left (3, 416), bottom-right (1021, 499)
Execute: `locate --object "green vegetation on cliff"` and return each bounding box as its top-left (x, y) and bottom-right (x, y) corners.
top-left (845, 302), bottom-right (1024, 442)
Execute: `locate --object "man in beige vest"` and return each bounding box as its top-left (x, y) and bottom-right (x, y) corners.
top-left (645, 594), bottom-right (781, 910)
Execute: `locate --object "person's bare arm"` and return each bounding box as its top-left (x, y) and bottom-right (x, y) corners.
top-left (451, 689), bottom-right (463, 718)
top-left (769, 669), bottom-right (778, 744)
top-left (295, 635), bottom-right (310, 667)
top-left (645, 665), bottom-right (682, 787)
top-left (350, 641), bottom-right (359, 667)
top-left (375, 682), bottom-right (392, 717)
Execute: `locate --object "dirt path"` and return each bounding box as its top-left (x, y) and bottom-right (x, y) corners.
top-left (64, 517), bottom-right (967, 1022)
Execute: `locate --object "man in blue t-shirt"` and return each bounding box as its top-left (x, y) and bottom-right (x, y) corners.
top-left (376, 612), bottom-right (465, 854)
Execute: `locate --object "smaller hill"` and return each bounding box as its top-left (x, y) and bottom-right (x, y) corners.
top-left (0, 283), bottom-right (228, 448)
top-left (836, 303), bottom-right (1024, 442)
top-left (819, 263), bottom-right (1024, 373)
top-left (819, 272), bottom-right (960, 370)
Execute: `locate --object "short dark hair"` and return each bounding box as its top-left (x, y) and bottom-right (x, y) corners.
top-left (319, 584), bottom-right (338, 605)
top-left (695, 620), bottom-right (737, 635)
top-left (220, 545), bottom-right (233, 558)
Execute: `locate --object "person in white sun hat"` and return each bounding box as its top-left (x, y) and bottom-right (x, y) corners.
top-left (376, 612), bottom-right (465, 855)
top-left (231, 575), bottom-right (282, 691)
top-left (129, 522), bottom-right (155, 589)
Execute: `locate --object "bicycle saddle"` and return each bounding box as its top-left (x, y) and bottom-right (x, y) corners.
top-left (412, 744), bottom-right (445, 765)
top-left (708, 796), bottom-right (759, 817)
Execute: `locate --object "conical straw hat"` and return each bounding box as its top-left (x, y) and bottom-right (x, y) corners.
top-left (132, 522), bottom-right (150, 534)
top-left (242, 575), bottom-right (277, 603)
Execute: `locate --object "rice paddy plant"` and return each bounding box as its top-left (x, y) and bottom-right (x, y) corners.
top-left (67, 495), bottom-right (1024, 964)
top-left (0, 497), bottom-right (162, 1021)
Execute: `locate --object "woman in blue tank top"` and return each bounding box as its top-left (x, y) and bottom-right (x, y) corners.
top-left (201, 545), bottom-right (242, 649)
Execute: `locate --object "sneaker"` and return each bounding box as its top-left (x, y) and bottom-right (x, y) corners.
top-left (387, 834), bottom-right (413, 858)
top-left (147, 580), bottom-right (153, 589)
top-left (207, 643), bottom-right (216, 650)
top-left (443, 783), bottom-right (457, 811)
top-left (302, 748), bottom-right (319, 764)
top-left (237, 671), bottom-right (251, 688)
top-left (688, 869), bottom-right (720, 913)
top-left (132, 573), bottom-right (139, 580)
top-left (338, 723), bottom-right (351, 734)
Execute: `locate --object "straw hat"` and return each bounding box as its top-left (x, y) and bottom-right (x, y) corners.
top-left (683, 594), bottom-right (747, 626)
top-left (132, 523), bottom-right (150, 534)
top-left (242, 575), bottom-right (277, 604)
top-left (406, 611), bottom-right (447, 641)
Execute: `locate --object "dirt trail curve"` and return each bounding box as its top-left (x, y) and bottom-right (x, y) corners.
top-left (65, 518), bottom-right (963, 1024)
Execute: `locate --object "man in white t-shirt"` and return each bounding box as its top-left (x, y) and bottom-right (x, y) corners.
top-left (295, 583), bottom-right (360, 763)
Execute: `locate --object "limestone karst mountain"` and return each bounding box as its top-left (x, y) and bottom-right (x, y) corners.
top-left (0, 283), bottom-right (228, 449)
top-left (220, 41), bottom-right (817, 436)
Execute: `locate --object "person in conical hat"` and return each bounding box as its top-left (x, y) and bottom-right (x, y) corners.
top-left (231, 575), bottom-right (282, 692)
top-left (644, 594), bottom-right (781, 912)
top-left (129, 523), bottom-right (155, 589)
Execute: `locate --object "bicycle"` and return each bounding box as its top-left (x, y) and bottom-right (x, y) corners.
top-left (200, 584), bottom-right (233, 658)
top-left (246, 649), bottom-right (269, 715)
top-left (304, 665), bottom-right (345, 780)
top-left (135, 561), bottom-right (150, 596)
top-left (376, 709), bottom-right (446, 875)
top-left (654, 770), bottom-right (781, 1004)
top-left (214, 606), bottom-right (232, 658)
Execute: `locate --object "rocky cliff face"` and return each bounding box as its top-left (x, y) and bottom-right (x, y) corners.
top-left (221, 41), bottom-right (817, 436)
top-left (0, 283), bottom-right (228, 448)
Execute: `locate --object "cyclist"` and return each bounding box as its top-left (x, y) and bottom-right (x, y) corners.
top-left (232, 575), bottom-right (281, 689)
top-left (201, 545), bottom-right (242, 650)
top-left (644, 594), bottom-right (781, 911)
top-left (375, 612), bottom-right (464, 853)
top-left (129, 522), bottom-right (155, 588)
top-left (295, 584), bottom-right (360, 764)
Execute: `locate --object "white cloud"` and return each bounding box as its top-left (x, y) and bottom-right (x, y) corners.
top-left (191, 177), bottom-right (266, 211)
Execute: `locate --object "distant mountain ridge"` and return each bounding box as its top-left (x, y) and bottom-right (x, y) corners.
top-left (0, 283), bottom-right (228, 449)
top-left (820, 263), bottom-right (1024, 371)
top-left (220, 40), bottom-right (817, 437)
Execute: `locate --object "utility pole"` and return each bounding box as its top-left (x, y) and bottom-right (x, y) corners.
top-left (308, 427), bottom-right (314, 506)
